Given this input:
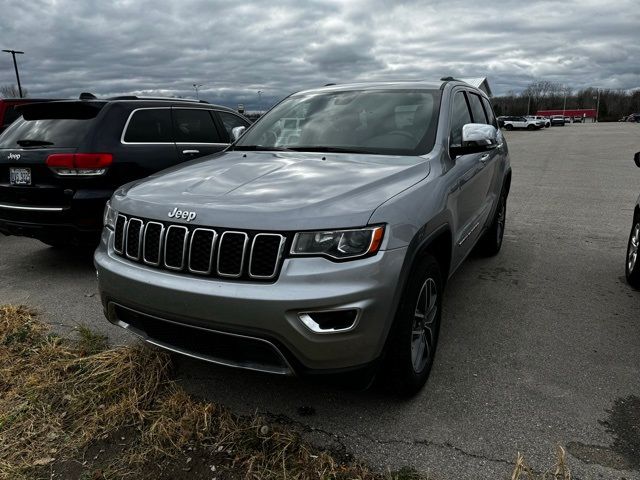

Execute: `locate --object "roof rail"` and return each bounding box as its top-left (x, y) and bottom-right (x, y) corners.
top-left (107, 95), bottom-right (204, 103)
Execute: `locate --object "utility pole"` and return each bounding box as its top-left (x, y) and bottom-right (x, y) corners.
top-left (595, 89), bottom-right (601, 123)
top-left (257, 90), bottom-right (263, 111)
top-left (562, 88), bottom-right (567, 117)
top-left (2, 49), bottom-right (24, 98)
top-left (527, 94), bottom-right (531, 115)
top-left (192, 83), bottom-right (203, 100)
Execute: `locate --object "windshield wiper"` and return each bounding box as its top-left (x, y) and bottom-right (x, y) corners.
top-left (16, 139), bottom-right (54, 147)
top-left (287, 146), bottom-right (373, 154)
top-left (232, 145), bottom-right (294, 152)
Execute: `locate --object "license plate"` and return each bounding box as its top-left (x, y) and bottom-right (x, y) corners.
top-left (9, 168), bottom-right (31, 186)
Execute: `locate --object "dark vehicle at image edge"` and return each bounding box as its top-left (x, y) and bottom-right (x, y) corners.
top-left (95, 80), bottom-right (512, 395)
top-left (626, 151), bottom-right (640, 289)
top-left (0, 96), bottom-right (250, 247)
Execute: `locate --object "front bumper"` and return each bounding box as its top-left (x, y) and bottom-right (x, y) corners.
top-left (94, 227), bottom-right (407, 374)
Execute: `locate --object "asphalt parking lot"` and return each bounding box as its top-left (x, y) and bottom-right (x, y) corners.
top-left (1, 122), bottom-right (639, 479)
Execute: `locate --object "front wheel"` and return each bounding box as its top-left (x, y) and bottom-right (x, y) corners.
top-left (527, 124), bottom-right (536, 130)
top-left (505, 124), bottom-right (513, 131)
top-left (379, 254), bottom-right (443, 396)
top-left (626, 220), bottom-right (640, 289)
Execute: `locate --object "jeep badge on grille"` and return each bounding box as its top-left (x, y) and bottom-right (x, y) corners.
top-left (168, 207), bottom-right (197, 222)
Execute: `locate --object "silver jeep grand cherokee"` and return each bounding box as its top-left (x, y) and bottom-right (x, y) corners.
top-left (95, 80), bottom-right (511, 395)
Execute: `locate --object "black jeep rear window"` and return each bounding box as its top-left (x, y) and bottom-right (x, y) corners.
top-left (0, 102), bottom-right (103, 149)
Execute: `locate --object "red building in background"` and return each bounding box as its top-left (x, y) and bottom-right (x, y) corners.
top-left (537, 108), bottom-right (597, 119)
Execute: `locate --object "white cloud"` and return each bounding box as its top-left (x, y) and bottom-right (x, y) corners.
top-left (0, 0), bottom-right (638, 106)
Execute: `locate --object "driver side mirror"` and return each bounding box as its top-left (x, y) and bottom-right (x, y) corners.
top-left (231, 126), bottom-right (246, 142)
top-left (634, 152), bottom-right (640, 168)
top-left (450, 123), bottom-right (498, 158)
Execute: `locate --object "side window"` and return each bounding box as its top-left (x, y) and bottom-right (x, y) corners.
top-left (173, 109), bottom-right (222, 143)
top-left (123, 109), bottom-right (173, 143)
top-left (449, 92), bottom-right (472, 146)
top-left (467, 93), bottom-right (488, 124)
top-left (218, 111), bottom-right (250, 139)
top-left (481, 97), bottom-right (497, 127)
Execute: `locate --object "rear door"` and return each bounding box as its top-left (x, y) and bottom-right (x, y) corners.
top-left (118, 107), bottom-right (179, 176)
top-left (0, 102), bottom-right (104, 209)
top-left (172, 108), bottom-right (227, 162)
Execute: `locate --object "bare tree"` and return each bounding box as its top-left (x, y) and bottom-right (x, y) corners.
top-left (0, 84), bottom-right (28, 98)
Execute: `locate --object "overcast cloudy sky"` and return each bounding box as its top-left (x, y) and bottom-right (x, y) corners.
top-left (1, 0), bottom-right (639, 108)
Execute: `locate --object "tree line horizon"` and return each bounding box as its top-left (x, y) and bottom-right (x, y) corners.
top-left (492, 80), bottom-right (640, 121)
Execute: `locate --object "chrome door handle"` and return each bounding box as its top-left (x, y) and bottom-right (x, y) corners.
top-left (182, 149), bottom-right (200, 155)
top-left (479, 154), bottom-right (490, 164)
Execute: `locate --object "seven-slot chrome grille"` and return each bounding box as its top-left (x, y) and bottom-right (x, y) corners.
top-left (113, 214), bottom-right (287, 281)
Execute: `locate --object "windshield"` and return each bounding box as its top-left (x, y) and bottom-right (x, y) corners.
top-left (235, 89), bottom-right (441, 156)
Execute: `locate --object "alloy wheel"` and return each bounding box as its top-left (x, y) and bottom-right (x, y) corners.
top-left (411, 277), bottom-right (438, 373)
top-left (628, 223), bottom-right (640, 273)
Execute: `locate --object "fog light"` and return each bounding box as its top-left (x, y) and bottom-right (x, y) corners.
top-left (298, 309), bottom-right (359, 333)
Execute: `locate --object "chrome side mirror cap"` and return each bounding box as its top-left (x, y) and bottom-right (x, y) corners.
top-left (451, 123), bottom-right (499, 158)
top-left (461, 123), bottom-right (498, 149)
top-left (231, 126), bottom-right (246, 142)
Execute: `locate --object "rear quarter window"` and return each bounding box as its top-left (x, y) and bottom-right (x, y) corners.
top-left (123, 108), bottom-right (173, 143)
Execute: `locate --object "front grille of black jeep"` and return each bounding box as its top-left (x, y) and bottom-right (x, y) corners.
top-left (113, 214), bottom-right (287, 281)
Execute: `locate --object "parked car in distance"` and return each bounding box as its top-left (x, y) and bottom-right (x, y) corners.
top-left (573, 116), bottom-right (583, 124)
top-left (550, 115), bottom-right (565, 126)
top-left (0, 98), bottom-right (58, 133)
top-left (0, 95), bottom-right (251, 247)
top-left (95, 79), bottom-right (512, 395)
top-left (502, 116), bottom-right (541, 130)
top-left (526, 115), bottom-right (550, 128)
top-left (626, 151), bottom-right (640, 289)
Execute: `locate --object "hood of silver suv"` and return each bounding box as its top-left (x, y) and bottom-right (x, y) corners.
top-left (113, 151), bottom-right (430, 230)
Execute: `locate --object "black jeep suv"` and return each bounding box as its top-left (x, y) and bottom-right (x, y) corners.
top-left (0, 96), bottom-right (250, 247)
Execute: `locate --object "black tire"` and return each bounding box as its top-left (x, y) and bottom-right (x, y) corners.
top-left (379, 254), bottom-right (443, 396)
top-left (505, 124), bottom-right (513, 131)
top-left (527, 124), bottom-right (536, 130)
top-left (625, 219), bottom-right (640, 289)
top-left (476, 189), bottom-right (507, 256)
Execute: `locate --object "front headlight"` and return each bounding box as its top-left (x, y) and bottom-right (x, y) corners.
top-left (290, 226), bottom-right (385, 260)
top-left (103, 201), bottom-right (118, 230)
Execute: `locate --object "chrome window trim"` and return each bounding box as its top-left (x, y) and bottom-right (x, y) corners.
top-left (125, 218), bottom-right (144, 260)
top-left (142, 221), bottom-right (165, 266)
top-left (217, 231), bottom-right (248, 278)
top-left (0, 203), bottom-right (65, 212)
top-left (163, 225), bottom-right (189, 271)
top-left (248, 233), bottom-right (286, 279)
top-left (114, 214), bottom-right (128, 254)
top-left (188, 228), bottom-right (218, 275)
top-left (120, 107), bottom-right (174, 145)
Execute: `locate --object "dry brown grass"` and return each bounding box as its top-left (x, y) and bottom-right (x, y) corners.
top-left (510, 446), bottom-right (572, 480)
top-left (0, 304), bottom-right (574, 480)
top-left (0, 305), bottom-right (418, 480)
